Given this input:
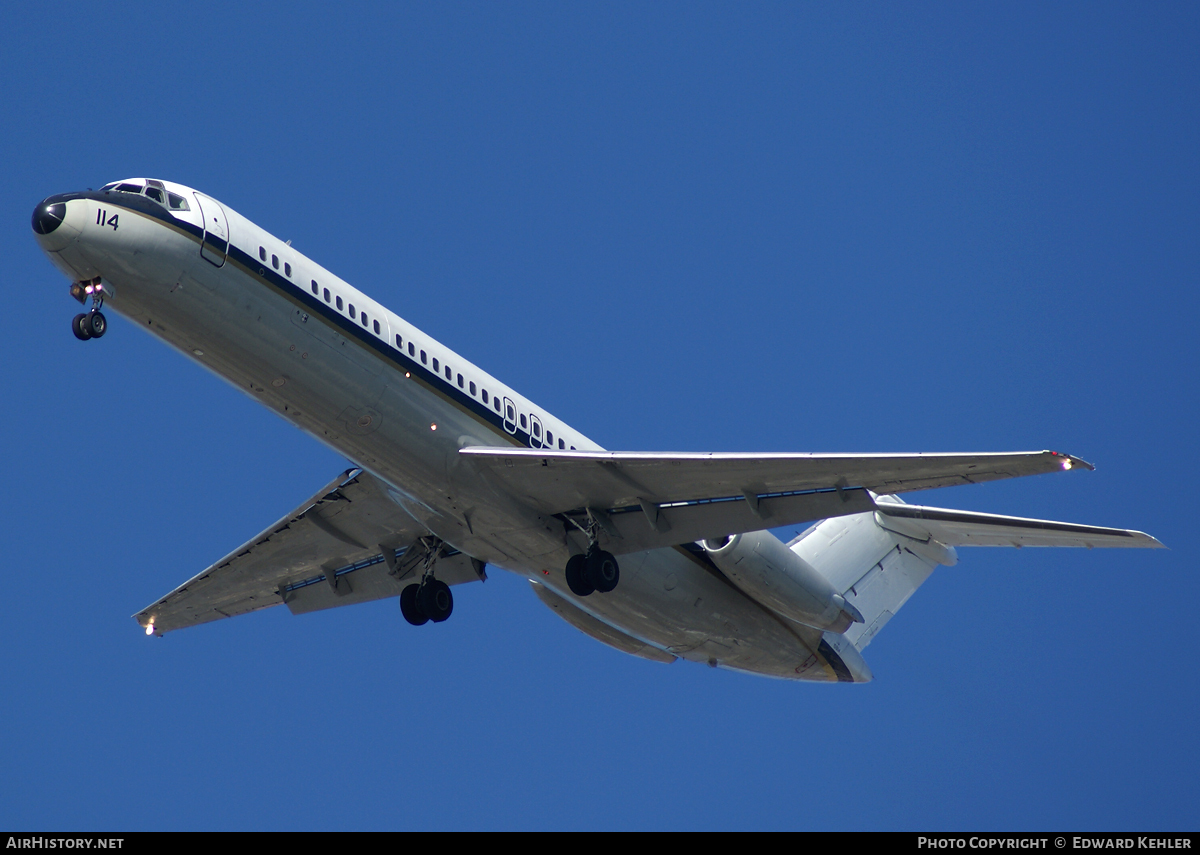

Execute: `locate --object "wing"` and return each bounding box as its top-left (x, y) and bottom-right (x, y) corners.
top-left (874, 501), bottom-right (1165, 549)
top-left (135, 468), bottom-right (485, 635)
top-left (460, 447), bottom-right (1091, 555)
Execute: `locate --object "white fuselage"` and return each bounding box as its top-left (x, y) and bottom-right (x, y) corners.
top-left (34, 180), bottom-right (864, 681)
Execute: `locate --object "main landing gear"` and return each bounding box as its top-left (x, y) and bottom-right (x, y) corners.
top-left (399, 537), bottom-right (454, 626)
top-left (71, 277), bottom-right (107, 341)
top-left (563, 513), bottom-right (620, 597)
top-left (400, 579), bottom-right (452, 625)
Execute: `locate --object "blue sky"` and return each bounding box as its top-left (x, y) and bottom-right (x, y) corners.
top-left (2, 2), bottom-right (1196, 830)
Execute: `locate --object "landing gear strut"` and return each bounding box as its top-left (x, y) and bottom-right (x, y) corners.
top-left (399, 536), bottom-right (454, 626)
top-left (563, 513), bottom-right (619, 597)
top-left (71, 278), bottom-right (107, 341)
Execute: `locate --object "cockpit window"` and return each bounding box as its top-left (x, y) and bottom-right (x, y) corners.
top-left (116, 183), bottom-right (143, 194)
top-left (144, 187), bottom-right (165, 204)
top-left (167, 192), bottom-right (190, 211)
top-left (100, 183), bottom-right (119, 191)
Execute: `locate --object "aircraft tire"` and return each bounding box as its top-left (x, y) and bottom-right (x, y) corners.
top-left (72, 313), bottom-right (91, 340)
top-left (418, 579), bottom-right (453, 623)
top-left (400, 584), bottom-right (429, 626)
top-left (565, 554), bottom-right (594, 597)
top-left (87, 311), bottom-right (107, 338)
top-left (587, 550), bottom-right (619, 593)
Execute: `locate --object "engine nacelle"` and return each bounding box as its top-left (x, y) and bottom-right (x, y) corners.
top-left (703, 530), bottom-right (864, 634)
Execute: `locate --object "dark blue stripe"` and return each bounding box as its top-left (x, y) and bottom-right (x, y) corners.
top-left (818, 638), bottom-right (856, 682)
top-left (89, 189), bottom-right (538, 450)
top-left (222, 242), bottom-right (533, 449)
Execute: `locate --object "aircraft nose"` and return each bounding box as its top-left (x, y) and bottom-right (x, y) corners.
top-left (32, 193), bottom-right (85, 253)
top-left (32, 199), bottom-right (67, 235)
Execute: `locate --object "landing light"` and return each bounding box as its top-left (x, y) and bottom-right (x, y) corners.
top-left (430, 423), bottom-right (438, 431)
top-left (1062, 459), bottom-right (1073, 470)
top-left (144, 620), bottom-right (155, 636)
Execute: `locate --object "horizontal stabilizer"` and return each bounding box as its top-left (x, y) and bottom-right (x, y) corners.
top-left (875, 500), bottom-right (1165, 549)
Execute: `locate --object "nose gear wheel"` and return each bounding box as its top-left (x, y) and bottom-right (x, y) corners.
top-left (70, 280), bottom-right (108, 341)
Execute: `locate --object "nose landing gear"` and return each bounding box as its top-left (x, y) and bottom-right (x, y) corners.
top-left (72, 311), bottom-right (106, 340)
top-left (70, 277), bottom-right (108, 341)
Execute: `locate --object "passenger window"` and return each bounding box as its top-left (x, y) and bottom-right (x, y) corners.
top-left (570, 446), bottom-right (576, 450)
top-left (408, 343), bottom-right (415, 357)
top-left (395, 334), bottom-right (402, 348)
top-left (420, 350), bottom-right (427, 364)
top-left (259, 247), bottom-right (267, 261)
top-left (362, 313), bottom-right (369, 327)
top-left (546, 430), bottom-right (553, 444)
top-left (457, 373), bottom-right (464, 388)
top-left (533, 423), bottom-right (541, 437)
top-left (311, 281), bottom-right (319, 295)
top-left (519, 414), bottom-right (527, 429)
top-left (324, 288), bottom-right (331, 302)
top-left (373, 320), bottom-right (380, 334)
top-left (469, 381), bottom-right (476, 395)
top-left (433, 357), bottom-right (439, 371)
top-left (559, 439), bottom-right (565, 449)
top-left (285, 262), bottom-right (291, 277)
top-left (494, 399), bottom-right (501, 412)
top-left (272, 255), bottom-right (279, 270)
top-left (506, 404), bottom-right (514, 419)
top-left (167, 193), bottom-right (190, 211)
top-left (336, 296), bottom-right (343, 310)
top-left (349, 305), bottom-right (356, 319)
top-left (481, 389), bottom-right (488, 404)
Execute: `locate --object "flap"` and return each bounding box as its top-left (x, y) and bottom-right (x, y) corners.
top-left (134, 468), bottom-right (482, 635)
top-left (573, 487), bottom-right (876, 556)
top-left (283, 551), bottom-right (485, 616)
top-left (460, 447), bottom-right (1091, 515)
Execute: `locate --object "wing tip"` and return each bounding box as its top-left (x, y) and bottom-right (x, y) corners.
top-left (1137, 533), bottom-right (1168, 549)
top-left (132, 612), bottom-right (163, 637)
top-left (1048, 450), bottom-right (1095, 472)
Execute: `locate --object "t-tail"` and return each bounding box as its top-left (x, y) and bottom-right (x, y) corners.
top-left (705, 494), bottom-right (1163, 679)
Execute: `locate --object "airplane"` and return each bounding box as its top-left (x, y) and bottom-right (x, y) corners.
top-left (31, 177), bottom-right (1164, 683)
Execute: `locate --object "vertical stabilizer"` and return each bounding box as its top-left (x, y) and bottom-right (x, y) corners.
top-left (790, 500), bottom-right (941, 651)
